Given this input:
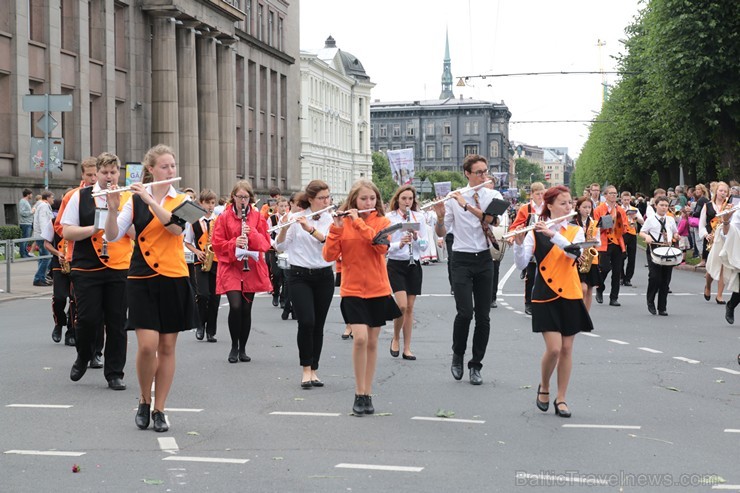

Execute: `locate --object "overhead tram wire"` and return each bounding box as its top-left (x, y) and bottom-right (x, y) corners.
top-left (456, 70), bottom-right (633, 85)
top-left (510, 120), bottom-right (612, 124)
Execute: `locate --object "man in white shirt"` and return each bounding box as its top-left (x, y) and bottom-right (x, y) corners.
top-left (32, 191), bottom-right (55, 286)
top-left (639, 195), bottom-right (678, 316)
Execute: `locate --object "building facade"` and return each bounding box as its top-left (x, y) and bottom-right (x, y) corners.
top-left (0, 0), bottom-right (300, 225)
top-left (299, 36), bottom-right (374, 202)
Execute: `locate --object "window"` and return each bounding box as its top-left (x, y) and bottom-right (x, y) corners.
top-left (464, 145), bottom-right (478, 156)
top-left (277, 17), bottom-right (283, 51)
top-left (443, 144), bottom-right (451, 159)
top-left (257, 4), bottom-right (263, 41)
top-left (370, 124), bottom-right (374, 138)
top-left (358, 97), bottom-right (364, 117)
top-left (443, 122), bottom-right (451, 135)
top-left (464, 122), bottom-right (470, 134)
top-left (114, 3), bottom-right (127, 68)
top-left (406, 122), bottom-right (414, 137)
top-left (426, 144), bottom-right (435, 159)
top-left (245, 0), bottom-right (252, 34)
top-left (489, 141), bottom-right (500, 158)
top-left (425, 122), bottom-right (434, 136)
top-left (392, 124), bottom-right (400, 137)
top-left (268, 11), bottom-right (274, 45)
top-left (379, 124), bottom-right (387, 137)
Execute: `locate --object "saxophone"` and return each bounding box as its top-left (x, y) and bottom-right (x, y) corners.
top-left (201, 218), bottom-right (214, 272)
top-left (60, 240), bottom-right (71, 275)
top-left (578, 218), bottom-right (599, 274)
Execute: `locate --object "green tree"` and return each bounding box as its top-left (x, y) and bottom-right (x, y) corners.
top-left (515, 158), bottom-right (545, 187)
top-left (371, 152), bottom-right (399, 202)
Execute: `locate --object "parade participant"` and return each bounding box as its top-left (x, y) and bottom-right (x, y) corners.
top-left (571, 196), bottom-right (601, 310)
top-left (513, 185), bottom-right (593, 418)
top-left (593, 185), bottom-right (629, 306)
top-left (104, 144), bottom-right (197, 432)
top-left (700, 181), bottom-right (730, 304)
top-left (589, 183), bottom-right (603, 209)
top-left (434, 155), bottom-right (498, 385)
top-left (323, 179), bottom-right (401, 414)
top-left (419, 208), bottom-right (437, 264)
top-left (275, 181), bottom-right (335, 388)
top-left (509, 182), bottom-right (545, 315)
top-left (42, 205), bottom-right (76, 346)
top-left (717, 207), bottom-right (740, 324)
top-left (260, 187), bottom-right (282, 219)
top-left (62, 152), bottom-right (132, 391)
top-left (640, 196), bottom-right (679, 316)
top-left (620, 191), bottom-right (643, 287)
top-left (484, 177), bottom-right (506, 309)
top-left (211, 181), bottom-right (271, 364)
top-left (386, 185), bottom-right (427, 360)
top-left (267, 197), bottom-right (290, 307)
top-left (184, 189), bottom-right (221, 342)
top-left (691, 184), bottom-right (710, 265)
top-left (281, 193), bottom-right (302, 321)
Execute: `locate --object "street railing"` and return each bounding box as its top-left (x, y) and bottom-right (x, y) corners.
top-left (1, 237), bottom-right (53, 294)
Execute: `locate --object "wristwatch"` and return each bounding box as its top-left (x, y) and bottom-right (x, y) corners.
top-left (463, 204), bottom-right (468, 212)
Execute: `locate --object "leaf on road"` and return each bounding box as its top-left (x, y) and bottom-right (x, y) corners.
top-left (186, 431), bottom-right (199, 436)
top-left (272, 457), bottom-right (284, 460)
top-left (43, 367), bottom-right (52, 371)
top-left (294, 397), bottom-right (304, 401)
top-left (142, 479), bottom-right (164, 485)
top-left (375, 412), bottom-right (392, 416)
top-left (664, 386), bottom-right (680, 392)
top-left (715, 379), bottom-right (725, 384)
top-left (435, 408), bottom-right (455, 418)
top-left (497, 441), bottom-right (506, 445)
top-left (519, 385), bottom-right (532, 389)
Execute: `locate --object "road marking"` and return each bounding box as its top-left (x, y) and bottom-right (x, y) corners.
top-left (712, 486), bottom-right (740, 490)
top-left (607, 339), bottom-right (629, 345)
top-left (724, 429), bottom-right (740, 433)
top-left (335, 463), bottom-right (424, 473)
top-left (162, 456), bottom-right (249, 464)
top-left (561, 424), bottom-right (641, 430)
top-left (499, 264), bottom-right (518, 292)
top-left (638, 347), bottom-right (663, 354)
top-left (411, 416), bottom-right (485, 424)
top-left (580, 333), bottom-right (600, 338)
top-left (673, 356), bottom-right (700, 364)
top-left (158, 437), bottom-right (179, 451)
top-left (514, 310), bottom-right (525, 315)
top-left (5, 450), bottom-right (86, 457)
top-left (714, 367), bottom-right (740, 375)
top-left (515, 472), bottom-right (609, 486)
top-left (165, 408), bottom-right (203, 413)
top-left (505, 306), bottom-right (514, 310)
top-left (6, 404), bottom-right (73, 409)
top-left (499, 302), bottom-right (509, 306)
top-left (270, 411), bottom-right (341, 417)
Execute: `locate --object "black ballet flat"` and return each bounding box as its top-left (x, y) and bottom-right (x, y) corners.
top-left (300, 380), bottom-right (312, 389)
top-left (554, 400), bottom-right (571, 418)
top-left (238, 351), bottom-right (251, 362)
top-left (390, 342), bottom-right (399, 358)
top-left (228, 348), bottom-right (238, 363)
top-left (716, 298), bottom-right (726, 305)
top-left (310, 379), bottom-right (324, 387)
top-left (536, 385), bottom-right (549, 412)
top-left (402, 353), bottom-right (416, 361)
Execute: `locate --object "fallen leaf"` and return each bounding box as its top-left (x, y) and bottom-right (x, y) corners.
top-left (664, 386), bottom-right (680, 392)
top-left (375, 412), bottom-right (392, 416)
top-left (294, 397), bottom-right (304, 401)
top-left (715, 379), bottom-right (725, 384)
top-left (142, 479), bottom-right (164, 485)
top-left (435, 409), bottom-right (455, 418)
top-left (72, 464), bottom-right (80, 473)
top-left (43, 367), bottom-right (52, 371)
top-left (186, 431), bottom-right (199, 436)
top-left (519, 385), bottom-right (532, 389)
top-left (272, 457), bottom-right (284, 460)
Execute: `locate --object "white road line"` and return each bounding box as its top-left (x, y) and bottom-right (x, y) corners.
top-left (499, 302), bottom-right (509, 306)
top-left (712, 486), bottom-right (740, 490)
top-left (561, 424), bottom-right (641, 430)
top-left (724, 429), bottom-right (740, 433)
top-left (162, 456), bottom-right (249, 464)
top-left (673, 356), bottom-right (700, 364)
top-left (499, 264), bottom-right (518, 293)
top-left (514, 310), bottom-right (524, 315)
top-left (411, 416), bottom-right (485, 424)
top-left (335, 463), bottom-right (424, 473)
top-left (158, 437), bottom-right (179, 451)
top-left (505, 306), bottom-right (514, 310)
top-left (638, 347), bottom-right (663, 354)
top-left (269, 411), bottom-right (341, 417)
top-left (6, 404), bottom-right (73, 409)
top-left (580, 333), bottom-right (600, 338)
top-left (5, 450), bottom-right (86, 457)
top-left (165, 408), bottom-right (203, 413)
top-left (515, 472), bottom-right (609, 486)
top-left (714, 367), bottom-right (740, 375)
top-left (607, 339), bottom-right (629, 345)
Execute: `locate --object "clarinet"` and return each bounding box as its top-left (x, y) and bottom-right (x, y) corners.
top-left (406, 209), bottom-right (415, 266)
top-left (241, 203), bottom-right (250, 272)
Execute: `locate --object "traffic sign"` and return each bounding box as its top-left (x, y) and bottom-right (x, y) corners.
top-left (22, 94), bottom-right (73, 113)
top-left (30, 137), bottom-right (64, 172)
top-left (36, 114), bottom-right (58, 135)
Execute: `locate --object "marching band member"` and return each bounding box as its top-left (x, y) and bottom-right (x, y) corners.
top-left (211, 181), bottom-right (271, 364)
top-left (620, 191), bottom-right (643, 287)
top-left (718, 207), bottom-right (740, 324)
top-left (105, 144), bottom-right (197, 432)
top-left (275, 181), bottom-right (335, 389)
top-left (571, 196), bottom-right (601, 310)
top-left (386, 185), bottom-right (427, 361)
top-left (512, 185), bottom-right (593, 418)
top-left (433, 155), bottom-right (497, 386)
top-left (639, 196), bottom-right (679, 316)
top-left (509, 182), bottom-right (545, 315)
top-left (484, 177), bottom-right (506, 309)
top-left (62, 152), bottom-right (132, 391)
top-left (281, 193), bottom-right (303, 321)
top-left (323, 179), bottom-right (401, 415)
top-left (700, 181), bottom-right (730, 304)
top-left (43, 198), bottom-right (76, 347)
top-left (593, 185), bottom-right (629, 306)
top-left (184, 189), bottom-right (221, 342)
top-left (267, 197), bottom-right (290, 308)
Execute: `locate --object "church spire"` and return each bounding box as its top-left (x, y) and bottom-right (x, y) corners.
top-left (439, 28), bottom-right (454, 99)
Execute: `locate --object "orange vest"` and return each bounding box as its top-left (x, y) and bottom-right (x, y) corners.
top-left (532, 225), bottom-right (582, 301)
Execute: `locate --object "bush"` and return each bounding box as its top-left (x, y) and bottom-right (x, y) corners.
top-left (0, 225), bottom-right (22, 240)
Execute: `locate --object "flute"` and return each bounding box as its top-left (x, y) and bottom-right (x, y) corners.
top-left (266, 204), bottom-right (337, 233)
top-left (716, 204), bottom-right (740, 218)
top-left (91, 177), bottom-right (182, 197)
top-left (333, 208), bottom-right (376, 217)
top-left (420, 180), bottom-right (493, 210)
top-left (502, 211), bottom-right (577, 239)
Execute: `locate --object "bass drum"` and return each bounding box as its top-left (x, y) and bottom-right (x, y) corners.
top-left (489, 226), bottom-right (508, 261)
top-left (650, 246), bottom-right (682, 266)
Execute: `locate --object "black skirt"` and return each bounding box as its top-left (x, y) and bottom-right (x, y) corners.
top-left (387, 259), bottom-right (423, 295)
top-left (334, 272), bottom-right (342, 287)
top-left (578, 264), bottom-right (602, 287)
top-left (340, 296), bottom-right (402, 327)
top-left (127, 276), bottom-right (199, 333)
top-left (531, 297), bottom-right (593, 337)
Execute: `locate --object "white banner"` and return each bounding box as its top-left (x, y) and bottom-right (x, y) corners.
top-left (387, 148), bottom-right (415, 186)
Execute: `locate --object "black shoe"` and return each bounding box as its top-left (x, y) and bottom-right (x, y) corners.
top-left (536, 384), bottom-right (549, 412)
top-left (195, 326), bottom-right (205, 340)
top-left (64, 331), bottom-right (75, 346)
top-left (609, 299), bottom-right (621, 307)
top-left (402, 353), bottom-right (416, 361)
top-left (451, 353), bottom-right (464, 381)
top-left (33, 280), bottom-right (51, 286)
top-left (89, 355), bottom-right (103, 369)
top-left (272, 295), bottom-right (279, 307)
top-left (520, 269), bottom-right (526, 280)
top-left (281, 310), bottom-right (290, 321)
top-left (107, 377), bottom-right (126, 391)
top-left (595, 292), bottom-right (603, 304)
top-left (352, 394), bottom-right (365, 415)
top-left (524, 304), bottom-right (533, 316)
top-left (135, 402), bottom-right (150, 430)
top-left (238, 351), bottom-right (251, 362)
top-left (623, 280), bottom-right (632, 287)
top-left (228, 347), bottom-right (238, 363)
top-left (658, 310), bottom-right (668, 316)
top-left (450, 289), bottom-right (454, 295)
top-left (726, 304), bottom-right (735, 325)
top-left (554, 400), bottom-right (571, 418)
top-left (704, 289), bottom-right (711, 301)
top-left (647, 303), bottom-right (657, 315)
top-left (716, 298), bottom-right (727, 305)
top-left (70, 357), bottom-right (88, 382)
top-left (490, 300), bottom-right (498, 308)
top-left (390, 341), bottom-right (399, 358)
top-left (301, 379), bottom-right (313, 389)
top-left (311, 379), bottom-right (324, 387)
top-left (341, 332), bottom-right (351, 340)
top-left (52, 325), bottom-right (62, 343)
top-left (363, 395), bottom-right (374, 414)
top-left (469, 368), bottom-right (482, 385)
top-left (152, 410), bottom-right (169, 432)
top-left (280, 299), bottom-right (285, 309)
top-left (206, 334), bottom-right (217, 343)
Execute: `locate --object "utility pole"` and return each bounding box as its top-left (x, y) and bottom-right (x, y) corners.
top-left (596, 39), bottom-right (608, 106)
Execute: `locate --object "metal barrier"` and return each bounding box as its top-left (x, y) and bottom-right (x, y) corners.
top-left (2, 237), bottom-right (53, 294)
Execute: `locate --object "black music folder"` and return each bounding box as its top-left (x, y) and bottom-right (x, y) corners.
top-left (484, 198), bottom-right (510, 218)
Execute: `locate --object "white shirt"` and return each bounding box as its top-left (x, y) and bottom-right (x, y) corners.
top-left (444, 186), bottom-right (501, 253)
top-left (513, 219), bottom-right (585, 271)
top-left (274, 208), bottom-right (333, 269)
top-left (184, 215), bottom-right (216, 246)
top-left (33, 201), bottom-right (53, 237)
top-left (40, 217), bottom-right (55, 243)
top-left (107, 185), bottom-right (182, 242)
top-left (386, 209), bottom-right (428, 261)
top-left (641, 214), bottom-right (678, 244)
top-left (699, 201), bottom-right (723, 239)
top-left (60, 183), bottom-right (108, 228)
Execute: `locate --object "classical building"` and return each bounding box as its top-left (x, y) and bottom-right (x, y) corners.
top-left (299, 36), bottom-right (374, 201)
top-left (0, 0), bottom-right (300, 225)
top-left (369, 33), bottom-right (511, 185)
top-left (543, 146), bottom-right (574, 187)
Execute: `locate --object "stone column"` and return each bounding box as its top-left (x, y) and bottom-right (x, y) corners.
top-left (217, 40), bottom-right (237, 194)
top-left (176, 23), bottom-right (200, 192)
top-left (150, 16), bottom-right (179, 159)
top-left (196, 31), bottom-right (220, 193)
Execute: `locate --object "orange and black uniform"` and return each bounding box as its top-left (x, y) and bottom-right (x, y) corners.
top-left (191, 217), bottom-right (221, 337)
top-left (510, 202), bottom-right (541, 309)
top-left (49, 232), bottom-right (76, 343)
top-left (593, 202), bottom-right (629, 303)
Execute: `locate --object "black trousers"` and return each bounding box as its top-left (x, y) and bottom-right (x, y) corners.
top-left (52, 270), bottom-right (75, 332)
top-left (597, 243), bottom-right (624, 300)
top-left (451, 250), bottom-right (494, 370)
top-left (622, 233), bottom-right (637, 283)
top-left (289, 267), bottom-right (334, 369)
top-left (70, 269), bottom-right (127, 381)
top-left (524, 261), bottom-right (536, 305)
top-left (646, 254), bottom-right (673, 311)
top-left (491, 259), bottom-right (501, 303)
top-left (445, 233), bottom-right (455, 290)
top-left (265, 250), bottom-right (284, 299)
top-left (195, 263), bottom-right (221, 336)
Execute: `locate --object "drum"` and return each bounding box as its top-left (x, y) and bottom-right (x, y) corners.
top-left (489, 226), bottom-right (508, 261)
top-left (277, 253), bottom-right (290, 269)
top-left (650, 246), bottom-right (682, 266)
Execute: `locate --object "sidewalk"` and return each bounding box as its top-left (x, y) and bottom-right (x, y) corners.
top-left (0, 257), bottom-right (54, 302)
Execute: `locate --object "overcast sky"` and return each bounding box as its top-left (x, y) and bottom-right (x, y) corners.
top-left (300, 0), bottom-right (643, 159)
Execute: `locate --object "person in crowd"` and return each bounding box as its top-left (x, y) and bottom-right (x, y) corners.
top-left (640, 196), bottom-right (679, 316)
top-left (589, 183), bottom-right (603, 209)
top-left (323, 179), bottom-right (401, 415)
top-left (691, 184), bottom-right (710, 263)
top-left (281, 192), bottom-right (303, 322)
top-left (484, 177), bottom-right (506, 309)
top-left (513, 185), bottom-right (593, 419)
top-left (211, 180), bottom-right (272, 364)
top-left (620, 191), bottom-right (643, 286)
top-left (32, 191), bottom-right (55, 286)
top-left (572, 196), bottom-right (601, 310)
top-left (18, 188), bottom-right (34, 258)
top-left (717, 207), bottom-right (740, 325)
top-left (275, 181), bottom-right (335, 388)
top-left (700, 181), bottom-right (730, 303)
top-left (509, 182), bottom-right (546, 315)
top-left (260, 187), bottom-right (282, 219)
top-left (268, 197), bottom-right (290, 308)
top-left (593, 185), bottom-right (629, 306)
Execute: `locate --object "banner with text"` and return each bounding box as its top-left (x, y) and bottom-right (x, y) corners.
top-left (387, 148), bottom-right (415, 186)
top-left (126, 163), bottom-right (143, 186)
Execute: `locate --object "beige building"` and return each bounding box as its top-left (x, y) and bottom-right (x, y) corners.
top-left (0, 0), bottom-right (300, 225)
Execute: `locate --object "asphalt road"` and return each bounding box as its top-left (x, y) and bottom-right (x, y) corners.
top-left (1, 255), bottom-right (738, 492)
